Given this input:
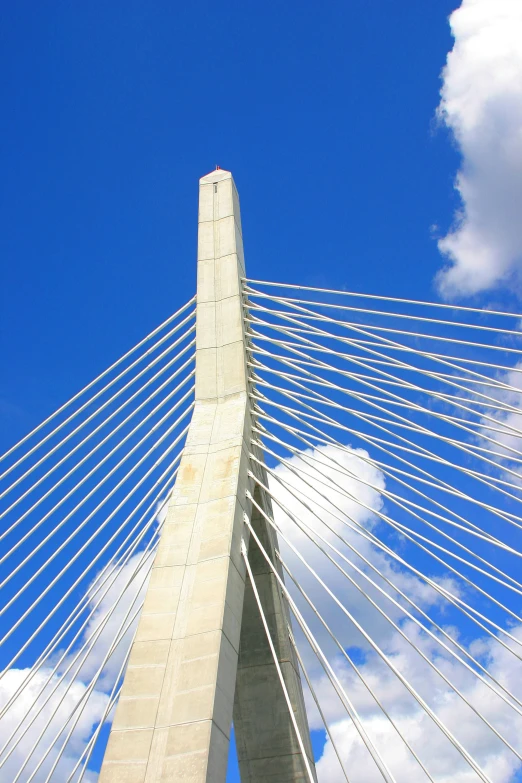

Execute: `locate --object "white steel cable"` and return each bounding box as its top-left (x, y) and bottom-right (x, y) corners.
top-left (245, 486), bottom-right (492, 783)
top-left (240, 539), bottom-right (317, 783)
top-left (281, 514), bottom-right (522, 720)
top-left (0, 539), bottom-right (155, 765)
top-left (0, 296), bottom-right (195, 467)
top-left (275, 508), bottom-right (522, 764)
top-left (249, 331), bottom-right (522, 406)
top-left (0, 487), bottom-right (173, 777)
top-left (0, 440), bottom-right (182, 675)
top-left (246, 313), bottom-right (522, 465)
top-left (0, 365), bottom-right (194, 558)
top-left (252, 389), bottom-right (512, 534)
top-left (251, 341), bottom-right (522, 424)
top-left (10, 593), bottom-right (143, 783)
top-left (12, 518), bottom-right (159, 783)
top-left (0, 469), bottom-right (175, 724)
top-left (246, 288), bottom-right (522, 338)
top-left (249, 382), bottom-right (522, 529)
top-left (249, 453), bottom-right (522, 657)
top-left (289, 632), bottom-right (352, 783)
top-left (0, 428), bottom-right (187, 671)
top-left (248, 360), bottom-right (522, 502)
top-left (0, 523), bottom-right (159, 767)
top-left (0, 381), bottom-right (193, 579)
top-left (277, 559), bottom-right (438, 780)
top-left (249, 331), bottom-right (522, 399)
top-left (0, 316), bottom-right (196, 499)
top-left (251, 350), bottom-right (522, 466)
top-left (249, 467), bottom-right (522, 725)
top-left (246, 305), bottom-right (522, 449)
top-left (249, 376), bottom-right (520, 554)
top-left (251, 406), bottom-right (522, 599)
top-left (251, 387), bottom-right (522, 507)
top-left (0, 428), bottom-right (185, 660)
top-left (247, 298), bottom-right (522, 357)
top-left (275, 464), bottom-right (522, 717)
top-left (249, 348), bottom-right (522, 465)
top-left (250, 366), bottom-right (522, 524)
top-left (0, 338), bottom-right (195, 521)
top-left (17, 591), bottom-right (146, 783)
top-left (286, 578), bottom-right (435, 782)
top-left (243, 279), bottom-right (522, 319)
top-left (251, 318), bottom-right (522, 377)
top-left (249, 378), bottom-right (522, 535)
top-left (250, 331), bottom-right (522, 431)
top-left (253, 468), bottom-right (522, 720)
top-left (251, 334), bottom-right (522, 413)
top-left (0, 450), bottom-right (180, 684)
top-left (250, 440), bottom-right (522, 642)
top-left (250, 383), bottom-right (522, 563)
top-left (251, 416), bottom-right (522, 579)
top-left (21, 580), bottom-right (146, 780)
top-left (259, 403), bottom-right (521, 690)
top-left (247, 329), bottom-right (522, 471)
top-left (253, 431), bottom-right (520, 621)
top-left (0, 492), bottom-right (167, 735)
top-left (247, 305), bottom-right (522, 430)
top-left (0, 308), bottom-right (196, 488)
top-left (243, 512), bottom-right (406, 783)
top-left (247, 312), bottom-right (522, 460)
top-left (251, 371), bottom-right (522, 511)
top-left (66, 680), bottom-right (123, 783)
top-left (65, 667), bottom-right (127, 783)
top-left (254, 425), bottom-right (522, 621)
top-left (256, 426), bottom-right (522, 634)
top-left (35, 618), bottom-right (136, 783)
top-left (252, 405), bottom-right (522, 590)
top-left (66, 678), bottom-right (123, 783)
top-left (247, 347), bottom-right (522, 460)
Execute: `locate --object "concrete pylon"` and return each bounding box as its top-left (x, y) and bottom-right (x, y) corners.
top-left (99, 169), bottom-right (316, 782)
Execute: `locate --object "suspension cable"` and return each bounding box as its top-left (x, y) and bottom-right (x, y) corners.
top-left (0, 296), bottom-right (195, 466)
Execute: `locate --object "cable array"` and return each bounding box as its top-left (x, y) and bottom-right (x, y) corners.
top-left (3, 277), bottom-right (522, 781)
top-left (243, 279), bottom-right (522, 781)
top-left (0, 299), bottom-right (195, 782)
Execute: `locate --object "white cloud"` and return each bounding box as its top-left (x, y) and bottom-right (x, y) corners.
top-left (0, 546), bottom-right (154, 782)
top-left (269, 443), bottom-right (461, 661)
top-left (267, 442), bottom-right (522, 782)
top-left (314, 622), bottom-right (522, 783)
top-left (0, 668), bottom-right (104, 783)
top-left (0, 488), bottom-right (174, 782)
top-left (436, 0), bottom-right (522, 298)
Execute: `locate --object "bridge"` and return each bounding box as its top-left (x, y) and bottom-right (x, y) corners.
top-left (1, 169), bottom-right (521, 782)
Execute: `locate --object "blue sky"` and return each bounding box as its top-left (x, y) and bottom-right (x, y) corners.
top-left (0, 0), bottom-right (463, 454)
top-left (3, 1), bottom-right (522, 781)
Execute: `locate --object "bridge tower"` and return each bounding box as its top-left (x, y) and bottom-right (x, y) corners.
top-left (99, 169), bottom-right (316, 782)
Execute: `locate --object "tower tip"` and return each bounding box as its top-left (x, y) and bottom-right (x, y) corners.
top-left (200, 167), bottom-right (232, 184)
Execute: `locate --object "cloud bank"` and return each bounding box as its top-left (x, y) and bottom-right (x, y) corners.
top-left (436, 0), bottom-right (522, 299)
